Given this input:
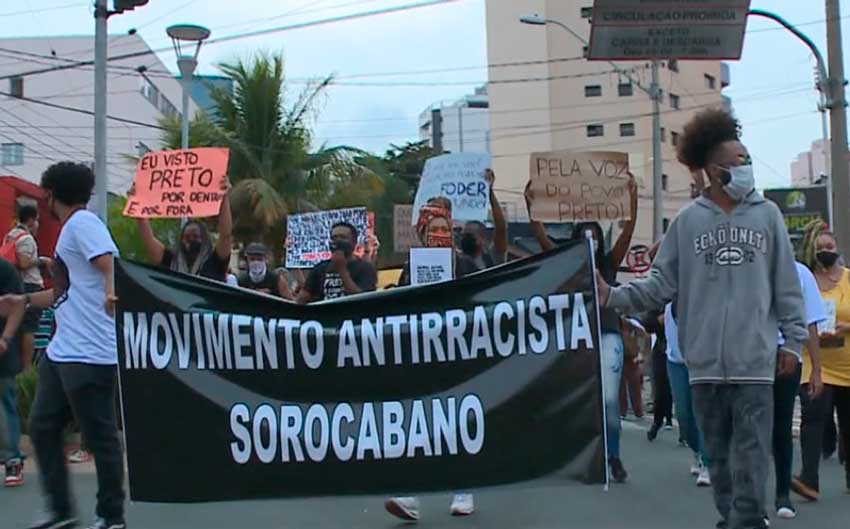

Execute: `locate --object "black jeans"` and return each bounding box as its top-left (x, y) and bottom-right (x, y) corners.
top-left (651, 349), bottom-right (673, 426)
top-left (798, 382), bottom-right (850, 490)
top-left (772, 364), bottom-right (801, 500)
top-left (29, 359), bottom-right (125, 520)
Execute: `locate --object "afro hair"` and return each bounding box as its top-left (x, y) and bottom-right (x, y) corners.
top-left (676, 108), bottom-right (741, 170)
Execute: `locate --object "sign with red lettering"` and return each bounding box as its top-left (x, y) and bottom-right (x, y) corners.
top-left (527, 151), bottom-right (630, 223)
top-left (123, 147), bottom-right (230, 219)
top-left (626, 244), bottom-right (652, 274)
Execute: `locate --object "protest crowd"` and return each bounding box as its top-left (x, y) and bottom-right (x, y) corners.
top-left (0, 106), bottom-right (847, 529)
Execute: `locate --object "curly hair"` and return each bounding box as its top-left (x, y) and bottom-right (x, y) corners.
top-left (40, 161), bottom-right (95, 206)
top-left (676, 108), bottom-right (741, 170)
top-left (799, 218), bottom-right (834, 271)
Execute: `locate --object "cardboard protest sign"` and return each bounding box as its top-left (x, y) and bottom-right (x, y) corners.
top-left (393, 205), bottom-right (419, 254)
top-left (527, 151), bottom-right (630, 223)
top-left (410, 247), bottom-right (453, 286)
top-left (123, 147), bottom-right (230, 218)
top-left (285, 208), bottom-right (374, 269)
top-left (412, 153), bottom-right (492, 223)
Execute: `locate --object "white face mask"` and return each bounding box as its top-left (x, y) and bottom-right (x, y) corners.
top-left (721, 164), bottom-right (755, 201)
top-left (248, 261), bottom-right (267, 282)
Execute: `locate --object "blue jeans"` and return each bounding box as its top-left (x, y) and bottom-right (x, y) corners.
top-left (2, 380), bottom-right (22, 460)
top-left (601, 332), bottom-right (624, 458)
top-left (667, 360), bottom-right (710, 466)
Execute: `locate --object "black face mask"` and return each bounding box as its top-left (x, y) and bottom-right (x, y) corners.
top-left (330, 239), bottom-right (354, 257)
top-left (460, 233), bottom-right (479, 255)
top-left (817, 251), bottom-right (840, 268)
top-left (184, 241), bottom-right (202, 256)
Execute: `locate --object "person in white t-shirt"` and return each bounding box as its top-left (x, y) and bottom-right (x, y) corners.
top-left (0, 162), bottom-right (124, 529)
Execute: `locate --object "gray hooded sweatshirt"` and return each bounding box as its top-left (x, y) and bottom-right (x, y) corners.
top-left (607, 191), bottom-right (807, 384)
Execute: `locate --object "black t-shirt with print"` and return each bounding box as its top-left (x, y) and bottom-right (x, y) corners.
top-left (160, 248), bottom-right (228, 281)
top-left (237, 270), bottom-right (279, 293)
top-left (305, 259), bottom-right (377, 301)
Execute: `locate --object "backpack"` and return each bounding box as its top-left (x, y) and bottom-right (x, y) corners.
top-left (0, 231), bottom-right (28, 267)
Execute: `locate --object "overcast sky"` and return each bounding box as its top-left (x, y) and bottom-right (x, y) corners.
top-left (1, 0), bottom-right (848, 189)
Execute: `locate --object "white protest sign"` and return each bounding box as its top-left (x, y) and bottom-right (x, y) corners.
top-left (412, 153), bottom-right (492, 224)
top-left (286, 207), bottom-right (370, 269)
top-left (410, 247), bottom-right (453, 286)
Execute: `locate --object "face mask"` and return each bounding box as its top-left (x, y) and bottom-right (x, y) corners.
top-left (817, 251), bottom-right (840, 268)
top-left (719, 164), bottom-right (755, 201)
top-left (460, 233), bottom-right (479, 255)
top-left (427, 233), bottom-right (453, 248)
top-left (248, 261), bottom-right (267, 281)
top-left (330, 239), bottom-right (354, 257)
top-left (184, 240), bottom-right (202, 256)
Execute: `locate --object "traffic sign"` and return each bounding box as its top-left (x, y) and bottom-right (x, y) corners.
top-left (588, 0), bottom-right (752, 61)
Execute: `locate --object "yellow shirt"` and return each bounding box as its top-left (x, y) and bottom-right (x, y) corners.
top-left (803, 267), bottom-right (850, 387)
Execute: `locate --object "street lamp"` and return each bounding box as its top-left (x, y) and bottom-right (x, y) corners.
top-left (166, 24), bottom-right (210, 152)
top-left (520, 13), bottom-right (665, 242)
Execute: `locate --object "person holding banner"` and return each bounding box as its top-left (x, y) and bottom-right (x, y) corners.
top-left (456, 170), bottom-right (508, 277)
top-left (0, 162), bottom-right (125, 529)
top-left (237, 243), bottom-right (291, 298)
top-left (297, 222), bottom-right (377, 303)
top-left (130, 178), bottom-right (233, 282)
top-left (596, 108), bottom-right (807, 529)
top-left (527, 172), bottom-right (638, 484)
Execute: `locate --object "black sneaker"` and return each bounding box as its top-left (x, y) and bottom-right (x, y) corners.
top-left (86, 519), bottom-right (126, 529)
top-left (647, 422), bottom-right (661, 442)
top-left (27, 515), bottom-right (78, 529)
top-left (609, 457), bottom-right (628, 483)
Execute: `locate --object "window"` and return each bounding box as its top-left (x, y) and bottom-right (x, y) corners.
top-left (586, 124), bottom-right (604, 137)
top-left (660, 127), bottom-right (667, 142)
top-left (619, 123), bottom-right (635, 137)
top-left (584, 84), bottom-right (602, 97)
top-left (159, 97), bottom-right (178, 118)
top-left (670, 93), bottom-right (681, 109)
top-left (580, 6), bottom-right (593, 18)
top-left (9, 76), bottom-right (23, 98)
top-left (662, 173), bottom-right (669, 191)
top-left (671, 131), bottom-right (680, 146)
top-left (618, 82), bottom-right (633, 97)
top-left (1, 143), bottom-right (24, 165)
top-left (668, 59), bottom-right (679, 72)
top-left (705, 74), bottom-right (716, 89)
top-left (663, 217), bottom-right (671, 233)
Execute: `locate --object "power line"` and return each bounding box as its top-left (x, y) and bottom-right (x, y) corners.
top-left (0, 1), bottom-right (88, 18)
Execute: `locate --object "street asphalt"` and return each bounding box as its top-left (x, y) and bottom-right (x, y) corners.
top-left (2, 421), bottom-right (848, 529)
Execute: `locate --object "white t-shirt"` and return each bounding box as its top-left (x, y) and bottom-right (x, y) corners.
top-left (777, 262), bottom-right (827, 348)
top-left (664, 303), bottom-right (683, 364)
top-left (47, 210), bottom-right (119, 365)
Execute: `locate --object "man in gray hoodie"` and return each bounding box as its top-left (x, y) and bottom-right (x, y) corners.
top-left (597, 108), bottom-right (807, 529)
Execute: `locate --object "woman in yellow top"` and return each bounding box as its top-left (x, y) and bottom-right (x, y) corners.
top-left (792, 221), bottom-right (850, 499)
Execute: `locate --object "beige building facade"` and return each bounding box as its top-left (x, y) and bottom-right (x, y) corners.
top-left (486, 0), bottom-right (729, 252)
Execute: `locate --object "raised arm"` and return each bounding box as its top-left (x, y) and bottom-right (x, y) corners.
top-left (525, 183), bottom-right (555, 252)
top-left (215, 179), bottom-right (233, 262)
top-left (487, 170), bottom-right (508, 257)
top-left (610, 173), bottom-right (638, 268)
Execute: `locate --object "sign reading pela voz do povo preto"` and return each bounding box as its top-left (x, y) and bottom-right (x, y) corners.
top-left (588, 0), bottom-right (752, 60)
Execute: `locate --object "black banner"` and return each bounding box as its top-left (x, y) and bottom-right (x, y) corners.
top-left (764, 186), bottom-right (829, 246)
top-left (115, 241), bottom-right (606, 503)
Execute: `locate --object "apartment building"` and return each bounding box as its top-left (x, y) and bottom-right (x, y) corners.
top-left (485, 0), bottom-right (729, 249)
top-left (419, 85), bottom-right (491, 154)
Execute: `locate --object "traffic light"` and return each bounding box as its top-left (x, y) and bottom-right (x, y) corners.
top-left (113, 0), bottom-right (149, 13)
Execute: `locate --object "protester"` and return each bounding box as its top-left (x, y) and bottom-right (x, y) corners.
top-left (641, 309), bottom-right (674, 441)
top-left (528, 172), bottom-right (638, 483)
top-left (0, 162), bottom-right (126, 529)
top-left (793, 221), bottom-right (850, 499)
top-left (364, 233), bottom-right (381, 266)
top-left (237, 243), bottom-right (291, 298)
top-left (596, 108), bottom-right (807, 529)
top-left (620, 317), bottom-right (646, 419)
top-left (770, 258), bottom-right (826, 519)
top-left (456, 169), bottom-right (508, 277)
top-left (296, 222), bottom-right (377, 303)
top-left (385, 200), bottom-right (474, 521)
top-left (131, 179), bottom-right (232, 281)
top-left (665, 302), bottom-right (712, 487)
top-left (0, 257), bottom-right (25, 487)
top-left (4, 204), bottom-right (45, 369)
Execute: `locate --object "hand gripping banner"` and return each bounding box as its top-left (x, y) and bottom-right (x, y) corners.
top-left (115, 241), bottom-right (606, 502)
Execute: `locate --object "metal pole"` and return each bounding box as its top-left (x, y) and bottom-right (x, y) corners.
top-left (651, 60), bottom-right (663, 242)
top-left (94, 0), bottom-right (108, 224)
top-left (820, 98), bottom-right (833, 227)
top-left (457, 106), bottom-right (464, 152)
top-left (181, 80), bottom-right (190, 151)
top-left (826, 0), bottom-right (850, 254)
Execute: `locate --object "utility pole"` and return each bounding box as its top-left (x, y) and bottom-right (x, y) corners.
top-left (826, 0), bottom-right (850, 253)
top-left (651, 60), bottom-right (663, 242)
top-left (93, 0), bottom-right (108, 224)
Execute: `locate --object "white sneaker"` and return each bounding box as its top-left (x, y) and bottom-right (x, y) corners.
top-left (690, 455), bottom-right (701, 476)
top-left (777, 506), bottom-right (796, 519)
top-left (697, 466), bottom-right (712, 487)
top-left (450, 493), bottom-right (475, 516)
top-left (385, 497), bottom-right (420, 522)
